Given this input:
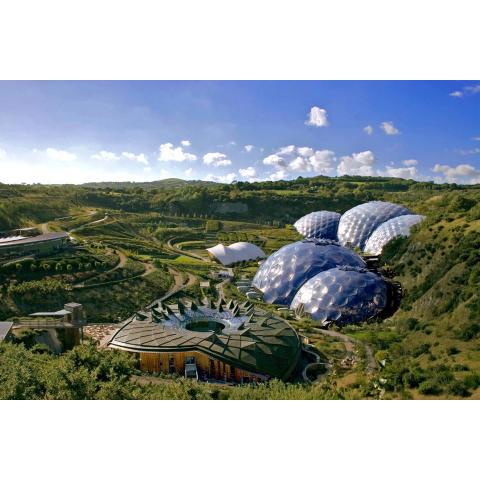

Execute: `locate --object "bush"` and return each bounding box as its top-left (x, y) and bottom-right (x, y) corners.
top-left (418, 381), bottom-right (443, 396)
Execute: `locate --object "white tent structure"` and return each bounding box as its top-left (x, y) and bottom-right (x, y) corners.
top-left (206, 242), bottom-right (266, 266)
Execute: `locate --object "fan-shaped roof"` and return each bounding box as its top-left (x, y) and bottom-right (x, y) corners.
top-left (108, 298), bottom-right (301, 379)
top-left (207, 242), bottom-right (265, 266)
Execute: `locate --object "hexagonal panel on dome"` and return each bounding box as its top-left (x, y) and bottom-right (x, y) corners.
top-left (337, 201), bottom-right (412, 250)
top-left (293, 211), bottom-right (341, 240)
top-left (290, 266), bottom-right (388, 326)
top-left (364, 214), bottom-right (424, 256)
top-left (252, 239), bottom-right (366, 305)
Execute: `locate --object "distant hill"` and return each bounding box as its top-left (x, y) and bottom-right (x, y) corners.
top-left (82, 178), bottom-right (218, 190)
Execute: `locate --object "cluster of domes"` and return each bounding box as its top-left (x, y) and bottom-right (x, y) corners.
top-left (293, 201), bottom-right (423, 254)
top-left (254, 201), bottom-right (422, 326)
top-left (252, 239), bottom-right (365, 305)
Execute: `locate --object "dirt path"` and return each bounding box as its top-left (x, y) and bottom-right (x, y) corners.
top-left (140, 261), bottom-right (155, 277)
top-left (72, 250), bottom-right (127, 288)
top-left (69, 214), bottom-right (110, 233)
top-left (166, 236), bottom-right (209, 262)
top-left (311, 327), bottom-right (377, 373)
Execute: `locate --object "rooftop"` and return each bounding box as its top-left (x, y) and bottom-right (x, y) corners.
top-left (108, 298), bottom-right (301, 379)
top-left (0, 322), bottom-right (13, 342)
top-left (0, 231), bottom-right (68, 248)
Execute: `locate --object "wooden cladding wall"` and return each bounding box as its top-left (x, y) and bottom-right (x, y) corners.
top-left (139, 350), bottom-right (265, 383)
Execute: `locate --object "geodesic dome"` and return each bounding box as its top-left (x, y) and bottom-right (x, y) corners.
top-left (290, 266), bottom-right (388, 326)
top-left (252, 239), bottom-right (366, 305)
top-left (293, 211), bottom-right (341, 240)
top-left (337, 201), bottom-right (412, 251)
top-left (364, 214), bottom-right (424, 256)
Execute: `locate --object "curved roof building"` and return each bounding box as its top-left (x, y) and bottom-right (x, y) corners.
top-left (364, 214), bottom-right (424, 256)
top-left (293, 211), bottom-right (341, 240)
top-left (108, 297), bottom-right (301, 381)
top-left (290, 266), bottom-right (388, 326)
top-left (337, 201), bottom-right (411, 250)
top-left (252, 239), bottom-right (366, 305)
top-left (207, 242), bottom-right (265, 266)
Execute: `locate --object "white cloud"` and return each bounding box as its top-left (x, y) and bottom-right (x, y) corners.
top-left (244, 144), bottom-right (254, 153)
top-left (402, 159), bottom-right (418, 167)
top-left (433, 163), bottom-right (480, 184)
top-left (297, 147), bottom-right (314, 157)
top-left (337, 150), bottom-right (376, 176)
top-left (380, 121), bottom-right (401, 136)
top-left (239, 166), bottom-right (257, 179)
top-left (185, 167), bottom-right (193, 177)
top-left (289, 150), bottom-right (336, 175)
top-left (32, 147), bottom-right (77, 162)
top-left (471, 136), bottom-right (480, 141)
top-left (277, 145), bottom-right (296, 156)
top-left (121, 152), bottom-right (149, 165)
top-left (0, 148), bottom-right (7, 161)
top-left (203, 152), bottom-right (232, 167)
top-left (458, 147), bottom-right (480, 156)
top-left (449, 91), bottom-right (463, 98)
top-left (263, 146), bottom-right (335, 179)
top-left (364, 125), bottom-right (373, 135)
top-left (465, 85), bottom-right (480, 94)
top-left (263, 154), bottom-right (286, 168)
top-left (158, 142), bottom-right (197, 162)
top-left (384, 166), bottom-right (418, 180)
top-left (205, 173), bottom-right (236, 183)
top-left (268, 170), bottom-right (287, 181)
top-left (180, 140), bottom-right (191, 147)
top-left (449, 84), bottom-right (480, 98)
top-left (91, 150), bottom-right (119, 162)
top-left (305, 106), bottom-right (329, 127)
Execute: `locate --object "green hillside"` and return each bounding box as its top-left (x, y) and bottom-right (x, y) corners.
top-left (0, 176), bottom-right (479, 399)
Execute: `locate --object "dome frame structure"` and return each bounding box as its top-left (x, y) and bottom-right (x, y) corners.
top-left (337, 201), bottom-right (412, 251)
top-left (290, 266), bottom-right (388, 327)
top-left (293, 210), bottom-right (341, 240)
top-left (364, 214), bottom-right (425, 256)
top-left (252, 238), bottom-right (366, 305)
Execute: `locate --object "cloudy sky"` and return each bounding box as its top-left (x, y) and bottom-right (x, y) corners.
top-left (0, 80), bottom-right (479, 185)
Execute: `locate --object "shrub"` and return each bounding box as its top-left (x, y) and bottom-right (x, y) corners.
top-left (418, 381), bottom-right (443, 395)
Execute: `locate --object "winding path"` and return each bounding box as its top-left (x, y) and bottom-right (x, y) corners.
top-left (165, 236), bottom-right (209, 262)
top-left (72, 250), bottom-right (127, 289)
top-left (311, 327), bottom-right (377, 373)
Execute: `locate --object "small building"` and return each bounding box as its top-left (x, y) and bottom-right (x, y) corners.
top-left (0, 322), bottom-right (13, 343)
top-left (0, 232), bottom-right (69, 258)
top-left (30, 302), bottom-right (85, 326)
top-left (108, 297), bottom-right (301, 383)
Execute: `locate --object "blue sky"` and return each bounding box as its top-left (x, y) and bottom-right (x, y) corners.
top-left (0, 80), bottom-right (479, 184)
